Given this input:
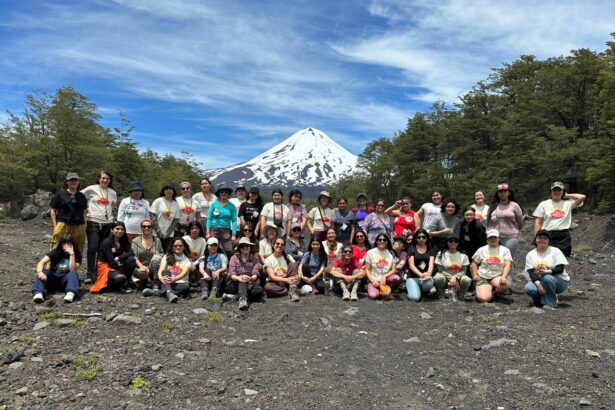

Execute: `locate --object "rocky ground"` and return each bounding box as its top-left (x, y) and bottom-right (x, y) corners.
top-left (0, 214), bottom-right (614, 409)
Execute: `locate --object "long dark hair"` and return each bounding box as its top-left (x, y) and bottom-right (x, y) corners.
top-left (49, 235), bottom-right (82, 262)
top-left (487, 183), bottom-right (524, 224)
top-left (165, 236), bottom-right (190, 266)
top-left (288, 189), bottom-right (302, 203)
top-left (108, 221), bottom-right (129, 250)
top-left (411, 228), bottom-right (433, 251)
top-left (308, 236), bottom-right (328, 267)
top-left (373, 233), bottom-right (393, 251)
top-left (352, 230), bottom-right (371, 249)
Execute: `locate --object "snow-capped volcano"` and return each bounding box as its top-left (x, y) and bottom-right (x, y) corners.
top-left (207, 128), bottom-right (357, 195)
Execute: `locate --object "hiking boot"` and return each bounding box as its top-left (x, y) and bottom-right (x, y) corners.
top-left (119, 286), bottom-right (133, 294)
top-left (63, 292), bottom-right (75, 303)
top-left (222, 293), bottom-right (238, 302)
top-left (350, 284), bottom-right (359, 301)
top-left (200, 287), bottom-right (209, 300)
top-left (84, 272), bottom-right (97, 285)
top-left (32, 293), bottom-right (44, 304)
top-left (289, 285), bottom-right (299, 302)
top-left (166, 291), bottom-right (179, 303)
top-left (209, 287), bottom-right (218, 299)
top-left (341, 285), bottom-right (350, 301)
top-left (238, 296), bottom-right (249, 310)
top-left (142, 288), bottom-right (159, 297)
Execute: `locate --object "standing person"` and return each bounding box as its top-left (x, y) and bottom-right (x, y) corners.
top-left (264, 238), bottom-right (300, 301)
top-left (32, 235), bottom-right (81, 304)
top-left (131, 219), bottom-right (163, 290)
top-left (298, 238), bottom-right (328, 295)
top-left (117, 182), bottom-right (150, 244)
top-left (351, 231), bottom-right (369, 266)
top-left (524, 230), bottom-right (570, 309)
top-left (150, 182), bottom-right (181, 251)
top-left (434, 236), bottom-right (471, 301)
top-left (176, 181), bottom-right (200, 236)
top-left (230, 184), bottom-right (247, 216)
top-left (471, 229), bottom-right (512, 303)
top-left (192, 177), bottom-right (217, 231)
top-left (333, 197), bottom-right (356, 244)
top-left (471, 191), bottom-right (490, 225)
top-left (459, 207), bottom-right (487, 259)
top-left (198, 237), bottom-right (228, 300)
top-left (353, 193), bottom-right (373, 233)
top-left (362, 199), bottom-right (392, 247)
top-left (239, 187), bottom-right (263, 237)
top-left (386, 196), bottom-right (419, 241)
top-left (330, 243), bottom-right (363, 301)
top-left (149, 237), bottom-right (191, 303)
top-left (224, 237), bottom-right (263, 310)
top-left (532, 182), bottom-right (585, 257)
top-left (406, 228), bottom-right (436, 302)
top-left (487, 182), bottom-right (524, 285)
top-left (287, 189), bottom-right (309, 248)
top-left (91, 222), bottom-right (136, 293)
top-left (206, 184), bottom-right (237, 255)
top-left (260, 189), bottom-right (291, 238)
top-left (416, 191), bottom-right (443, 232)
top-left (82, 171), bottom-right (117, 284)
top-left (364, 234), bottom-right (400, 300)
top-left (285, 222), bottom-right (307, 261)
top-left (50, 172), bottom-right (88, 254)
top-left (307, 191), bottom-right (335, 242)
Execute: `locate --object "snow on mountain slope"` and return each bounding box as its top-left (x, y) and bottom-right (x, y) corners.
top-left (207, 128), bottom-right (358, 190)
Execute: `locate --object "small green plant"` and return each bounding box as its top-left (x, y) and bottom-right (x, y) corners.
top-left (1, 404), bottom-right (8, 410)
top-left (17, 335), bottom-right (36, 345)
top-left (152, 312), bottom-right (162, 318)
top-left (130, 376), bottom-right (151, 390)
top-left (575, 245), bottom-right (593, 255)
top-left (589, 322), bottom-right (599, 331)
top-left (162, 323), bottom-right (173, 333)
top-left (208, 297), bottom-right (223, 304)
top-left (78, 368), bottom-right (98, 380)
top-left (481, 315), bottom-right (503, 325)
top-left (37, 311), bottom-right (63, 321)
top-left (72, 319), bottom-right (86, 327)
top-left (70, 355), bottom-right (98, 369)
top-left (207, 310), bottom-right (221, 322)
top-left (560, 328), bottom-right (574, 336)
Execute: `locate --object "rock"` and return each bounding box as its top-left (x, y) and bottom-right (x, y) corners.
top-left (87, 317), bottom-right (103, 323)
top-left (20, 204), bottom-right (39, 221)
top-left (31, 357), bottom-right (43, 362)
top-left (112, 314), bottom-right (142, 325)
top-left (420, 312), bottom-right (432, 320)
top-left (9, 362), bottom-right (24, 370)
top-left (403, 337), bottom-right (421, 343)
top-left (589, 258), bottom-right (597, 265)
top-left (129, 304), bottom-right (141, 309)
top-left (425, 367), bottom-right (435, 378)
top-left (481, 338), bottom-right (517, 350)
top-left (244, 388), bottom-right (258, 396)
top-left (504, 369), bottom-right (520, 375)
top-left (579, 398), bottom-right (592, 406)
top-left (198, 338), bottom-right (211, 344)
top-left (0, 318), bottom-right (6, 326)
top-left (2, 350), bottom-right (23, 365)
top-left (105, 312), bottom-right (118, 322)
top-left (343, 307), bottom-right (359, 316)
top-left (529, 307), bottom-right (545, 314)
top-left (576, 290), bottom-right (584, 296)
top-left (585, 350), bottom-right (601, 358)
top-left (33, 321), bottom-right (50, 331)
top-left (602, 349), bottom-right (615, 356)
top-left (217, 386), bottom-right (226, 395)
top-left (31, 189), bottom-right (52, 208)
top-left (192, 308), bottom-right (209, 315)
top-left (175, 352), bottom-right (185, 359)
top-left (55, 318), bottom-right (75, 327)
top-left (319, 317), bottom-right (330, 326)
top-left (151, 364), bottom-right (163, 371)
top-left (15, 386), bottom-right (28, 396)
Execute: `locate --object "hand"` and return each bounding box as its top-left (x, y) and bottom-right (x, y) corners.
top-left (422, 273), bottom-right (432, 281)
top-left (380, 278), bottom-right (386, 286)
top-left (449, 277), bottom-right (458, 289)
top-left (240, 275), bottom-right (251, 283)
top-left (395, 200), bottom-right (401, 207)
top-left (535, 281), bottom-right (545, 295)
top-left (289, 276), bottom-right (300, 285)
top-left (114, 257), bottom-right (120, 262)
top-left (206, 232), bottom-right (211, 239)
top-left (231, 235), bottom-right (236, 241)
top-left (62, 243), bottom-right (74, 255)
top-left (37, 271), bottom-right (47, 281)
top-left (139, 266), bottom-right (149, 274)
top-left (443, 228), bottom-right (453, 235)
top-left (251, 275), bottom-right (257, 282)
top-left (344, 276), bottom-right (352, 283)
top-left (212, 271), bottom-right (219, 280)
top-left (201, 273), bottom-right (211, 281)
top-left (371, 280), bottom-right (379, 287)
top-left (161, 276), bottom-right (173, 284)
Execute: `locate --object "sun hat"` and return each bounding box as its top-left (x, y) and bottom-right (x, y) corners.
top-left (236, 237), bottom-right (255, 248)
top-left (215, 184), bottom-right (233, 196)
top-left (128, 181), bottom-right (144, 192)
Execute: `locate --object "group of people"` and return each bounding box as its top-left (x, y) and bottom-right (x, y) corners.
top-left (33, 171), bottom-right (585, 311)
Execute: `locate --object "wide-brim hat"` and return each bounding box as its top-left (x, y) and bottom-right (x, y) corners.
top-left (128, 181), bottom-right (144, 192)
top-left (161, 182), bottom-right (175, 191)
top-left (215, 184), bottom-right (232, 196)
top-left (356, 192), bottom-right (367, 200)
top-left (235, 184), bottom-right (246, 192)
top-left (318, 191), bottom-right (332, 200)
top-left (263, 223), bottom-right (278, 233)
top-left (249, 187), bottom-right (259, 194)
top-left (236, 237), bottom-right (255, 248)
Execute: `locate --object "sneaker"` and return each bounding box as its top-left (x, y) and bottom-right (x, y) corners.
top-left (222, 293), bottom-right (238, 302)
top-left (289, 285), bottom-right (300, 302)
top-left (120, 286), bottom-right (133, 294)
top-left (342, 286), bottom-right (351, 301)
top-left (63, 292), bottom-right (75, 303)
top-left (33, 293), bottom-right (44, 304)
top-left (209, 287), bottom-right (218, 299)
top-left (200, 288), bottom-right (209, 300)
top-left (543, 304), bottom-right (557, 311)
top-left (142, 288), bottom-right (158, 297)
top-left (238, 296), bottom-right (249, 310)
top-left (429, 286), bottom-right (437, 295)
top-left (166, 291), bottom-right (179, 303)
top-left (350, 285), bottom-right (359, 301)
top-left (464, 292), bottom-right (475, 302)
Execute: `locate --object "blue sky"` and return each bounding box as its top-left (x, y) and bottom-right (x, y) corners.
top-left (1, 0), bottom-right (613, 169)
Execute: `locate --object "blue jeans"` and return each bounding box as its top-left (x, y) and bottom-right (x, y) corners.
top-left (524, 274), bottom-right (569, 307)
top-left (406, 277), bottom-right (434, 302)
top-left (32, 269), bottom-right (81, 296)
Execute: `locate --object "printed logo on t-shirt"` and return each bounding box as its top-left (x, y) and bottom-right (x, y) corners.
top-left (448, 263), bottom-right (462, 273)
top-left (190, 251), bottom-right (199, 261)
top-left (213, 209), bottom-right (220, 216)
top-left (549, 207), bottom-right (565, 218)
top-left (486, 255), bottom-right (501, 264)
top-left (168, 264), bottom-right (182, 276)
top-left (96, 196), bottom-right (110, 206)
top-left (534, 259), bottom-right (550, 271)
top-left (474, 213), bottom-right (484, 222)
top-left (405, 216), bottom-right (413, 223)
top-left (274, 209), bottom-right (283, 219)
top-left (181, 206), bottom-right (194, 215)
top-left (375, 257), bottom-right (389, 269)
top-left (162, 209), bottom-right (172, 219)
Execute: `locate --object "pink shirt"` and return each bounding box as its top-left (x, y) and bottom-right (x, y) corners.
top-left (488, 201), bottom-right (523, 238)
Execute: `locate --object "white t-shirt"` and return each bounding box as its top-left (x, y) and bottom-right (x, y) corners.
top-left (472, 245), bottom-right (513, 280)
top-left (261, 203), bottom-right (291, 235)
top-left (436, 250), bottom-right (470, 277)
top-left (364, 248), bottom-right (397, 282)
top-left (258, 239), bottom-right (274, 259)
top-left (471, 204), bottom-right (490, 225)
top-left (161, 254), bottom-right (191, 283)
top-left (524, 246), bottom-right (569, 281)
top-left (322, 241), bottom-right (343, 267)
top-left (308, 207), bottom-right (335, 232)
top-left (533, 199), bottom-right (581, 231)
top-left (229, 197), bottom-right (245, 226)
top-left (176, 196), bottom-right (200, 225)
top-left (117, 197), bottom-right (150, 235)
top-left (81, 185), bottom-right (117, 224)
top-left (264, 254), bottom-right (295, 278)
top-left (182, 235), bottom-right (206, 261)
top-left (192, 192), bottom-right (217, 219)
top-left (150, 198), bottom-right (181, 238)
top-left (420, 203), bottom-right (442, 232)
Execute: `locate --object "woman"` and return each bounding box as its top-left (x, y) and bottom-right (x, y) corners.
top-left (351, 231), bottom-right (369, 266)
top-left (287, 189), bottom-right (309, 247)
top-left (258, 223), bottom-right (278, 266)
top-left (182, 220), bottom-right (207, 284)
top-left (352, 193), bottom-right (373, 233)
top-left (322, 228), bottom-right (343, 267)
top-left (239, 187), bottom-right (263, 237)
top-left (299, 238), bottom-right (328, 295)
top-left (224, 237), bottom-right (263, 310)
top-left (260, 189), bottom-right (291, 238)
top-left (82, 171), bottom-right (117, 282)
top-left (117, 182), bottom-right (150, 243)
top-left (330, 243), bottom-right (363, 301)
top-left (285, 222), bottom-right (307, 261)
top-left (470, 229), bottom-right (512, 303)
top-left (416, 191), bottom-right (443, 232)
top-left (192, 177), bottom-right (217, 230)
top-left (230, 184), bottom-right (247, 218)
top-left (264, 238), bottom-right (300, 300)
top-left (332, 197), bottom-right (356, 244)
top-left (131, 219), bottom-right (163, 291)
top-left (91, 222), bottom-right (136, 294)
top-left (32, 235), bottom-right (81, 304)
top-left (240, 222), bottom-right (257, 241)
top-left (392, 237), bottom-right (409, 279)
top-left (152, 237), bottom-right (191, 303)
top-left (206, 184), bottom-right (237, 254)
top-left (407, 229), bottom-right (436, 302)
top-left (459, 207), bottom-right (487, 259)
top-left (532, 182), bottom-right (585, 257)
top-left (430, 199), bottom-right (461, 250)
top-left (150, 182), bottom-right (181, 251)
top-left (198, 237), bottom-right (228, 300)
top-left (364, 233), bottom-right (400, 300)
top-left (434, 236), bottom-right (471, 301)
top-left (307, 191), bottom-right (335, 242)
top-left (524, 230), bottom-right (570, 309)
top-left (471, 191), bottom-right (490, 225)
top-left (49, 172), bottom-right (87, 254)
top-left (386, 196), bottom-right (419, 240)
top-left (176, 181), bottom-right (200, 236)
top-left (362, 199), bottom-right (391, 247)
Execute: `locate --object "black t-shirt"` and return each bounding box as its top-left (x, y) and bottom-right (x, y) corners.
top-left (50, 190), bottom-right (88, 224)
top-left (409, 247), bottom-right (433, 274)
top-left (47, 251), bottom-right (82, 272)
top-left (239, 201), bottom-right (263, 227)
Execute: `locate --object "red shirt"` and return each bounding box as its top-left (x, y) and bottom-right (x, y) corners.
top-left (352, 245), bottom-right (368, 265)
top-left (393, 211), bottom-right (417, 237)
top-left (333, 258), bottom-right (361, 276)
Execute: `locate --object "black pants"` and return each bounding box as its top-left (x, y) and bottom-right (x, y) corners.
top-left (86, 221), bottom-right (113, 274)
top-left (548, 229), bottom-right (571, 257)
top-left (201, 273), bottom-right (226, 292)
top-left (225, 280), bottom-right (264, 300)
top-left (161, 282), bottom-right (190, 295)
top-left (107, 257), bottom-right (137, 289)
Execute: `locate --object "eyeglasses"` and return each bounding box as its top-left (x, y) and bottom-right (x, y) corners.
top-left (342, 249), bottom-right (353, 253)
top-left (239, 244), bottom-right (250, 249)
top-left (181, 187), bottom-right (190, 190)
top-left (376, 238), bottom-right (388, 243)
top-left (208, 243), bottom-right (218, 246)
top-left (416, 235), bottom-right (427, 240)
top-left (447, 239), bottom-right (459, 244)
top-left (141, 225), bottom-right (152, 229)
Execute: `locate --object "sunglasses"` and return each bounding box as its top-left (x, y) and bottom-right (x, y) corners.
top-left (243, 229), bottom-right (253, 232)
top-left (342, 249), bottom-right (353, 253)
top-left (208, 243), bottom-right (218, 246)
top-left (292, 228), bottom-right (301, 232)
top-left (181, 187), bottom-right (190, 190)
top-left (447, 239), bottom-right (459, 243)
top-left (141, 225), bottom-right (153, 229)
top-left (376, 238), bottom-right (388, 243)
top-left (239, 244), bottom-right (250, 249)
top-left (416, 235), bottom-right (427, 239)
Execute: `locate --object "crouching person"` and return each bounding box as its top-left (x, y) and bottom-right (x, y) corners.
top-left (198, 237), bottom-right (228, 300)
top-left (223, 237), bottom-right (264, 310)
top-left (434, 236), bottom-right (471, 301)
top-left (32, 235), bottom-right (81, 304)
top-left (264, 238), bottom-right (300, 301)
top-left (131, 219), bottom-right (163, 290)
top-left (330, 243), bottom-right (364, 301)
top-left (470, 229), bottom-right (512, 303)
top-left (150, 237), bottom-right (191, 303)
top-left (91, 222), bottom-right (136, 294)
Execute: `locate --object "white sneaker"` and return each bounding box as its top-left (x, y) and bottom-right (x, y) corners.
top-left (33, 293), bottom-right (44, 304)
top-left (429, 286), bottom-right (437, 295)
top-left (63, 292), bottom-right (75, 303)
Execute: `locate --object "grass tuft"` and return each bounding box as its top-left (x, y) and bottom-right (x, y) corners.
top-left (130, 376), bottom-right (151, 389)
